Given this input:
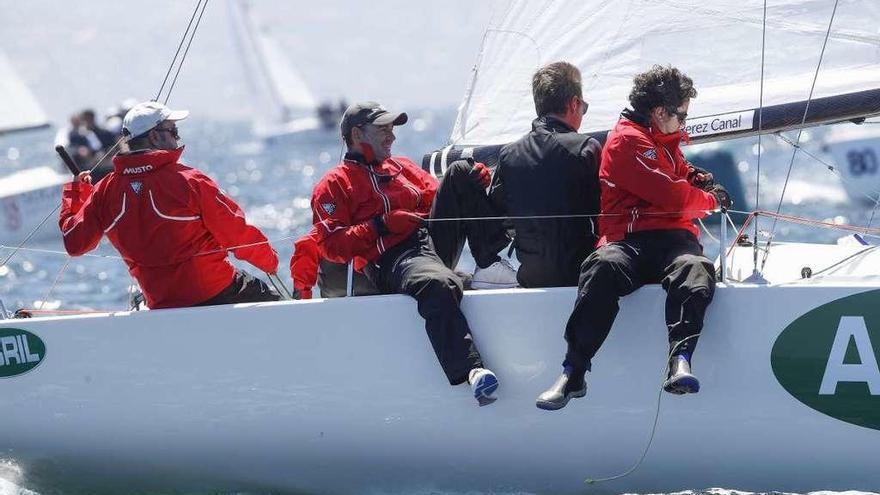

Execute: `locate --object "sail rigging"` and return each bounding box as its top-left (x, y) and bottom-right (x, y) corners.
top-left (451, 0), bottom-right (880, 146)
top-left (0, 51), bottom-right (49, 135)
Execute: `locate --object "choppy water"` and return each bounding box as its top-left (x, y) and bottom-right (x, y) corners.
top-left (0, 114), bottom-right (878, 495)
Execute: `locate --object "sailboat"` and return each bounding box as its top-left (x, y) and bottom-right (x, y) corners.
top-left (226, 0), bottom-right (340, 143)
top-left (2, 1), bottom-right (880, 494)
top-left (0, 50), bottom-right (67, 247)
top-left (823, 123), bottom-right (880, 205)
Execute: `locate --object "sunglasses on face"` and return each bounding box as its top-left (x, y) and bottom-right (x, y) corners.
top-left (667, 108), bottom-right (688, 121)
top-left (153, 126), bottom-right (180, 140)
top-left (578, 97), bottom-right (589, 115)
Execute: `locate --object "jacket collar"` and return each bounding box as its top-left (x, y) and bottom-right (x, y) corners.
top-left (112, 147), bottom-right (185, 176)
top-left (620, 108), bottom-right (687, 147)
top-left (533, 115), bottom-right (576, 133)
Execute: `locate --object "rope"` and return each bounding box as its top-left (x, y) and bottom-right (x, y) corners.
top-left (761, 0), bottom-right (840, 271)
top-left (155, 0), bottom-right (205, 102)
top-left (753, 0), bottom-right (767, 275)
top-left (38, 256), bottom-right (71, 311)
top-left (585, 334), bottom-right (700, 485)
top-left (163, 0), bottom-right (211, 105)
top-left (773, 133), bottom-right (880, 204)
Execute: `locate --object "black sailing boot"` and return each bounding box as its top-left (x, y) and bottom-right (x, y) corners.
top-left (663, 353), bottom-right (700, 395)
top-left (536, 367), bottom-right (587, 410)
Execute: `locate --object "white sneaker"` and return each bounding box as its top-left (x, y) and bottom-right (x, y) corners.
top-left (471, 259), bottom-right (518, 290)
top-left (469, 368), bottom-right (499, 407)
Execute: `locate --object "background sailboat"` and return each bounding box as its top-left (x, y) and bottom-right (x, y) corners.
top-left (0, 50), bottom-right (66, 246)
top-left (226, 0), bottom-right (341, 143)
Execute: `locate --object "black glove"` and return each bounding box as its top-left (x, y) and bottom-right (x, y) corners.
top-left (687, 164), bottom-right (715, 190)
top-left (710, 184), bottom-right (732, 210)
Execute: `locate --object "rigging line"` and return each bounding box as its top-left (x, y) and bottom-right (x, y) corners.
top-left (753, 0), bottom-right (767, 276)
top-left (585, 334), bottom-right (700, 485)
top-left (38, 256), bottom-right (71, 311)
top-left (773, 132), bottom-right (880, 206)
top-left (760, 0), bottom-right (840, 271)
top-left (798, 245), bottom-right (879, 280)
top-left (0, 245), bottom-right (122, 260)
top-left (155, 0), bottom-right (205, 102)
top-left (164, 0), bottom-right (211, 106)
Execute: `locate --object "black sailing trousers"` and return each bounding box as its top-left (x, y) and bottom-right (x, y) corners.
top-left (429, 159), bottom-right (510, 270)
top-left (366, 228), bottom-right (484, 385)
top-left (563, 229), bottom-right (716, 372)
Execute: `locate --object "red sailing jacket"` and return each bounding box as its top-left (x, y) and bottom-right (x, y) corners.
top-left (290, 228), bottom-right (319, 299)
top-left (597, 110), bottom-right (718, 245)
top-left (311, 154), bottom-right (437, 266)
top-left (59, 147), bottom-right (278, 309)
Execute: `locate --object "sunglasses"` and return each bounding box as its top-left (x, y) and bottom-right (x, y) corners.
top-left (667, 108), bottom-right (688, 121)
top-left (578, 97), bottom-right (589, 116)
top-left (153, 125), bottom-right (180, 140)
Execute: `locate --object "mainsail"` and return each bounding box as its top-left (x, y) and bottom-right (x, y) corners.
top-left (451, 0), bottom-right (880, 146)
top-left (227, 0), bottom-right (317, 124)
top-left (0, 51), bottom-right (49, 135)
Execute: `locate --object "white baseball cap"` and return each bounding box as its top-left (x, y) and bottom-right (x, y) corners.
top-left (122, 101), bottom-right (189, 138)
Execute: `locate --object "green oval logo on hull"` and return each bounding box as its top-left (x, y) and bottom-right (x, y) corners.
top-left (0, 328), bottom-right (46, 378)
top-left (772, 289), bottom-right (880, 430)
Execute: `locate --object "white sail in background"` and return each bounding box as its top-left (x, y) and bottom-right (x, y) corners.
top-left (0, 51), bottom-right (49, 134)
top-left (451, 0), bottom-right (880, 145)
top-left (227, 0), bottom-right (317, 124)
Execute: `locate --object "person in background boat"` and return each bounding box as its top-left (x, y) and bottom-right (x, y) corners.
top-left (536, 65), bottom-right (733, 410)
top-left (81, 109), bottom-right (119, 152)
top-left (54, 113), bottom-right (98, 170)
top-left (310, 101), bottom-right (500, 406)
top-left (59, 101), bottom-right (281, 309)
top-left (497, 61), bottom-right (601, 287)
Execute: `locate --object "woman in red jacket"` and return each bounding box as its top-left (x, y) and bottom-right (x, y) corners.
top-left (536, 66), bottom-right (733, 410)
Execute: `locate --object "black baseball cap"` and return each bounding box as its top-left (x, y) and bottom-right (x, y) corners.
top-left (340, 101), bottom-right (408, 140)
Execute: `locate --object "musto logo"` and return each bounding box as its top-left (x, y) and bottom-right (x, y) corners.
top-left (772, 289), bottom-right (880, 430)
top-left (0, 328), bottom-right (45, 378)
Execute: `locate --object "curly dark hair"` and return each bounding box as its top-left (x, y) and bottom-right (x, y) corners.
top-left (628, 65), bottom-right (697, 115)
top-left (532, 61), bottom-right (582, 117)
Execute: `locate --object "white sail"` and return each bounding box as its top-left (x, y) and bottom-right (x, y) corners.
top-left (227, 0), bottom-right (317, 124)
top-left (451, 0), bottom-right (880, 145)
top-left (0, 51), bottom-right (49, 134)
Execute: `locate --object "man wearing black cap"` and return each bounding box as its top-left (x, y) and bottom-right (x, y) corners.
top-left (310, 101), bottom-right (499, 407)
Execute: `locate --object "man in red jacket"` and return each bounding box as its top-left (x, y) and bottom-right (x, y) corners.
top-left (311, 101), bottom-right (499, 406)
top-left (536, 65), bottom-right (732, 410)
top-left (59, 101), bottom-right (280, 309)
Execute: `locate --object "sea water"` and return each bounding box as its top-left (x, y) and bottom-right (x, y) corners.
top-left (0, 115), bottom-right (877, 495)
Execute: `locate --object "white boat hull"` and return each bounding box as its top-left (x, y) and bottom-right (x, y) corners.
top-left (2, 281), bottom-right (879, 493)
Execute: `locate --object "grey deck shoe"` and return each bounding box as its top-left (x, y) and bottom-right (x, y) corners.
top-left (536, 373), bottom-right (586, 410)
top-left (663, 354), bottom-right (701, 394)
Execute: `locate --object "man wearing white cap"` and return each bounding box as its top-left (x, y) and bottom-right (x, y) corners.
top-left (59, 101), bottom-right (280, 309)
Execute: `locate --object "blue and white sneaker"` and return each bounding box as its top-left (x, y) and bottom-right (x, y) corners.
top-left (469, 368), bottom-right (499, 406)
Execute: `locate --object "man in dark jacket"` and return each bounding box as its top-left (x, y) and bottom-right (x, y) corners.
top-left (311, 102), bottom-right (499, 407)
top-left (536, 65), bottom-right (732, 410)
top-left (430, 61), bottom-right (601, 289)
top-left (496, 61), bottom-right (601, 287)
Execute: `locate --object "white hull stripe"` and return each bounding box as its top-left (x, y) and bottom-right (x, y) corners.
top-left (104, 193), bottom-right (127, 233)
top-left (149, 190), bottom-right (200, 221)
